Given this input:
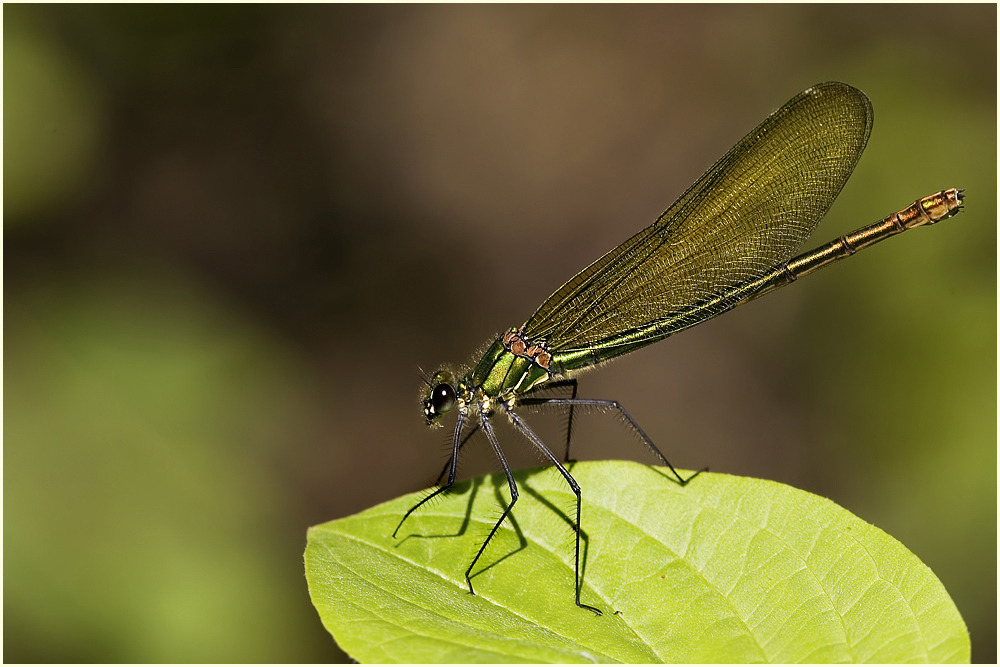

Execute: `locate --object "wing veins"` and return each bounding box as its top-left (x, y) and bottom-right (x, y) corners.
top-left (521, 82), bottom-right (873, 357)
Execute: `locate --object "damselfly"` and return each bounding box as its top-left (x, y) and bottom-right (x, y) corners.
top-left (394, 82), bottom-right (964, 614)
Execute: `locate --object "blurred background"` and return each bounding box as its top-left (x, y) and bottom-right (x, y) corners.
top-left (4, 4), bottom-right (995, 663)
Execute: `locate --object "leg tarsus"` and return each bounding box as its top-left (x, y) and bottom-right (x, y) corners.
top-left (680, 466), bottom-right (709, 485)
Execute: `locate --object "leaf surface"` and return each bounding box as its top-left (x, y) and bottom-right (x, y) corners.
top-left (306, 461), bottom-right (969, 663)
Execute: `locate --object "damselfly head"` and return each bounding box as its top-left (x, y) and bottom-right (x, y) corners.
top-left (422, 369), bottom-right (457, 427)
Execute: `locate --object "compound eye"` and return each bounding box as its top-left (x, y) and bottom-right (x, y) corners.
top-left (431, 384), bottom-right (456, 415)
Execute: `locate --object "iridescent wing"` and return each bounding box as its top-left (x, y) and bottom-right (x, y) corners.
top-left (523, 82), bottom-right (872, 367)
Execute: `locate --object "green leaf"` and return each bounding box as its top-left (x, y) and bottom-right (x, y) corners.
top-left (305, 460), bottom-right (969, 663)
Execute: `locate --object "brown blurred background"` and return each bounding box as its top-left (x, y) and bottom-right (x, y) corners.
top-left (4, 4), bottom-right (995, 663)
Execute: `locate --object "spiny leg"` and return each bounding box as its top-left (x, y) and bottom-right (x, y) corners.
top-left (503, 403), bottom-right (602, 615)
top-left (466, 404), bottom-right (518, 596)
top-left (435, 423), bottom-right (481, 486)
top-left (519, 397), bottom-right (705, 485)
top-left (523, 378), bottom-right (579, 463)
top-left (562, 380), bottom-right (578, 463)
top-left (393, 411), bottom-right (467, 538)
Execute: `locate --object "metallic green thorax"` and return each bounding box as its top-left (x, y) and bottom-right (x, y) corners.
top-left (470, 329), bottom-right (552, 399)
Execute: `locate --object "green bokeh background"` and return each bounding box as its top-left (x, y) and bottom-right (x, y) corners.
top-left (5, 5), bottom-right (995, 663)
